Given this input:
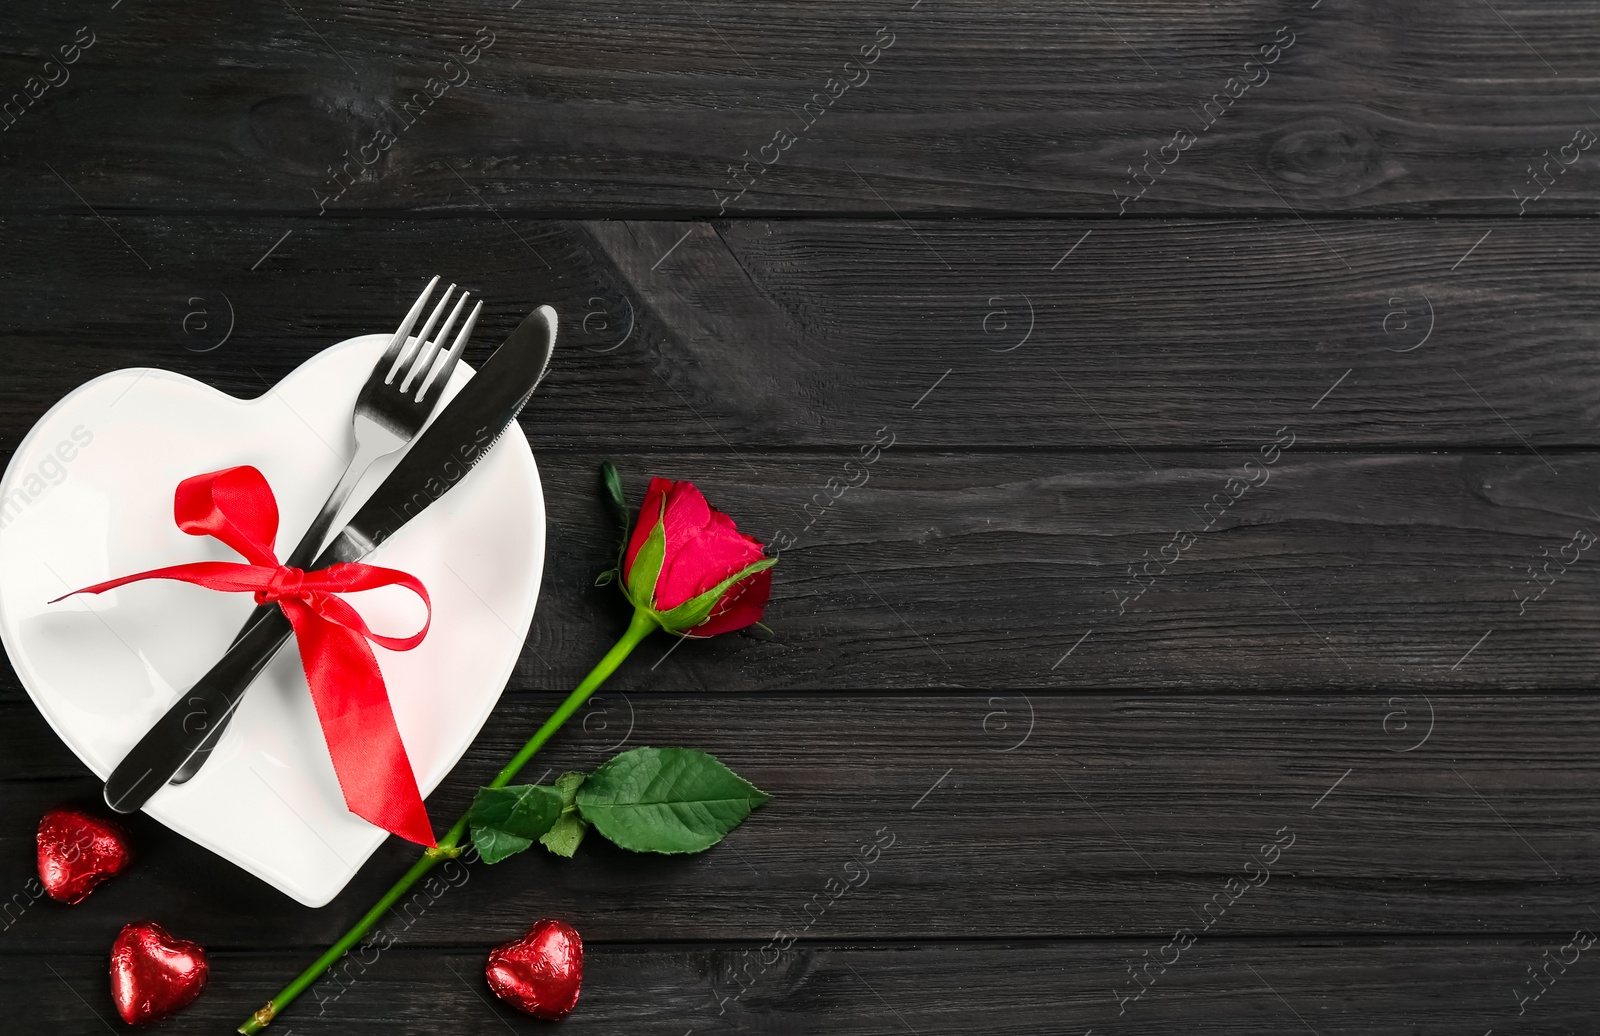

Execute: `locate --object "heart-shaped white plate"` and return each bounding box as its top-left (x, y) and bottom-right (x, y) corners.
top-left (0, 336), bottom-right (543, 906)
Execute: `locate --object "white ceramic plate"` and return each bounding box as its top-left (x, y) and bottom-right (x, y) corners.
top-left (0, 336), bottom-right (543, 907)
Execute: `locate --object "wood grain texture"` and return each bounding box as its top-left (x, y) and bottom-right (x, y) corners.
top-left (0, 1), bottom-right (1596, 216)
top-left (1, 216), bottom-right (1598, 452)
top-left (0, 695), bottom-right (1593, 951)
top-left (450, 448), bottom-right (1600, 691)
top-left (10, 939), bottom-right (1597, 1036)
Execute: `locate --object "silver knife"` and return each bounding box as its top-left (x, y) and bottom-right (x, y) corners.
top-left (103, 305), bottom-right (557, 815)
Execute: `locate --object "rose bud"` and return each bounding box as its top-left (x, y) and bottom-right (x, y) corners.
top-left (620, 477), bottom-right (775, 636)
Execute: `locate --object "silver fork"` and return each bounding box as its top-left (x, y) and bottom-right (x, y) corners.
top-left (172, 275), bottom-right (484, 783)
top-left (289, 276), bottom-right (483, 569)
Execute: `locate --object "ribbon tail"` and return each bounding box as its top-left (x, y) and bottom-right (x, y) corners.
top-left (281, 602), bottom-right (436, 847)
top-left (48, 561), bottom-right (279, 603)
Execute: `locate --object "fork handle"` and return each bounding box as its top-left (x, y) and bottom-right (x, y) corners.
top-left (286, 438), bottom-right (387, 571)
top-left (169, 439), bottom-right (387, 784)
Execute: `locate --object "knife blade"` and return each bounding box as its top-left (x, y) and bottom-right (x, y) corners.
top-left (103, 305), bottom-right (557, 815)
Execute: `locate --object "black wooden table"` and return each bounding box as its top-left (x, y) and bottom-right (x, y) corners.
top-left (3, 2), bottom-right (1598, 1033)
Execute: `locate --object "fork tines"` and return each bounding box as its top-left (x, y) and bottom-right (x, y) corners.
top-left (380, 277), bottom-right (478, 402)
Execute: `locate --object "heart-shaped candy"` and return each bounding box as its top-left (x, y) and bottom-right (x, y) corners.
top-left (486, 919), bottom-right (584, 1020)
top-left (36, 808), bottom-right (132, 904)
top-left (110, 922), bottom-right (208, 1024)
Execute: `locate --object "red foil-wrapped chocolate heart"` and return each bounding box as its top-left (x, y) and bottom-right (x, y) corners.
top-left (36, 808), bottom-right (132, 904)
top-left (110, 922), bottom-right (209, 1024)
top-left (486, 919), bottom-right (583, 1020)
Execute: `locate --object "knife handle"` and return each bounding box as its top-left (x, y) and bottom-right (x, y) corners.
top-left (169, 532), bottom-right (326, 783)
top-left (103, 608), bottom-right (294, 814)
top-left (167, 599), bottom-right (279, 784)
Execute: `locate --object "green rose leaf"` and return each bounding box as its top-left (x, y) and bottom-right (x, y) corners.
top-left (540, 810), bottom-right (589, 858)
top-left (468, 784), bottom-right (564, 864)
top-left (553, 770), bottom-right (586, 804)
top-left (576, 747), bottom-right (770, 854)
top-left (539, 772), bottom-right (590, 858)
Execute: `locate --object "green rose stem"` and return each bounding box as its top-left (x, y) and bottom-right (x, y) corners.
top-left (238, 607), bottom-right (660, 1034)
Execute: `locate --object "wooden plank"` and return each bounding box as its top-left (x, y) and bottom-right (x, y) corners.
top-left (1, 216), bottom-right (1598, 451)
top-left (600, 216), bottom-right (1600, 449)
top-left (4, 447), bottom-right (1599, 693)
top-left (0, 694), bottom-right (1593, 949)
top-left (520, 451), bottom-right (1600, 692)
top-left (0, 2), bottom-right (1595, 215)
top-left (12, 939), bottom-right (1598, 1034)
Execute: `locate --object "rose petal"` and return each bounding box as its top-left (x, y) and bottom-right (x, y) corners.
top-left (660, 480), bottom-right (713, 550)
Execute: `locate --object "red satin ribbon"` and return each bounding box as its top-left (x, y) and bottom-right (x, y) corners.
top-left (54, 466), bottom-right (437, 846)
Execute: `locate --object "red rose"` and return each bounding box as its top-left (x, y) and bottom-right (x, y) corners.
top-left (621, 478), bottom-right (775, 636)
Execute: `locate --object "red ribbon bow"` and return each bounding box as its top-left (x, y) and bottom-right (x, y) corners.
top-left (55, 467), bottom-right (437, 846)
